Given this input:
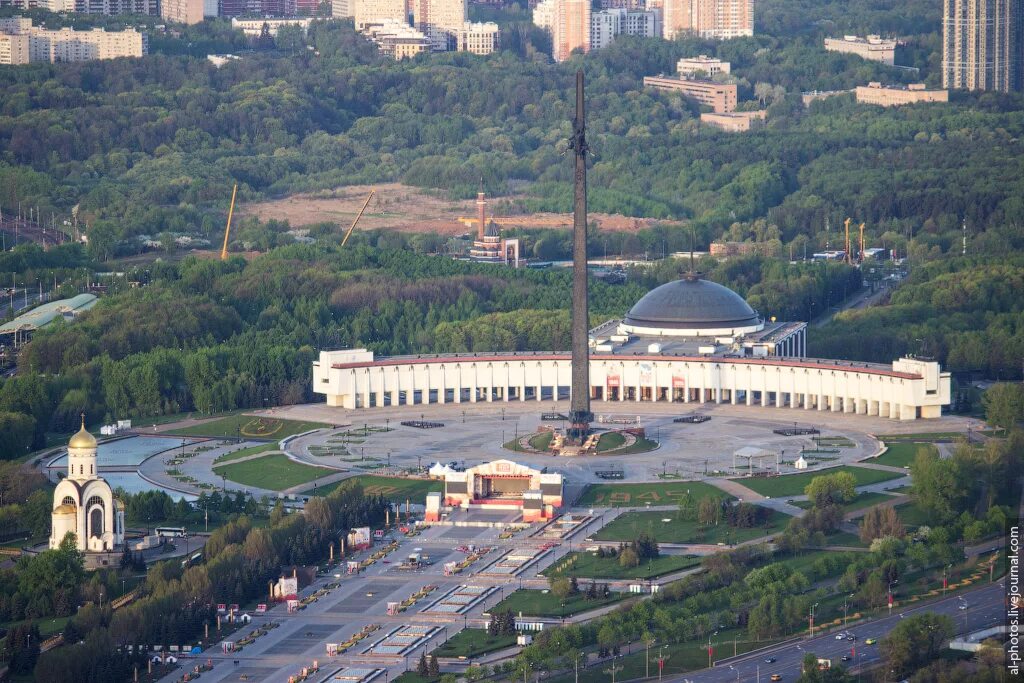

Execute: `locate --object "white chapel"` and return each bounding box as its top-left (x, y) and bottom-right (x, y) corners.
top-left (49, 417), bottom-right (125, 553)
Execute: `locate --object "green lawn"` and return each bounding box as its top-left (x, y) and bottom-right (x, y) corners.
top-left (213, 442), bottom-right (278, 465)
top-left (869, 442), bottom-right (938, 468)
top-left (213, 453), bottom-right (336, 491)
top-left (731, 466), bottom-right (903, 498)
top-left (790, 491), bottom-right (898, 513)
top-left (304, 474), bottom-right (442, 501)
top-left (489, 589), bottom-right (627, 618)
top-left (430, 629), bottom-right (517, 658)
top-left (594, 509), bottom-right (790, 545)
top-left (167, 414), bottom-right (328, 440)
top-left (775, 550), bottom-right (860, 578)
top-left (393, 674), bottom-right (437, 683)
top-left (545, 552), bottom-right (701, 580)
top-left (823, 531), bottom-right (868, 547)
top-left (577, 481), bottom-right (731, 508)
top-left (617, 437), bottom-right (659, 454)
top-left (530, 432), bottom-right (554, 450)
top-left (596, 431), bottom-right (626, 452)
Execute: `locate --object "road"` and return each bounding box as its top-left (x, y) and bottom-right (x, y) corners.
top-left (666, 581), bottom-right (1006, 682)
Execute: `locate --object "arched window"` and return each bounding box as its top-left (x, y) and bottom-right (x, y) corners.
top-left (61, 496), bottom-right (76, 507)
top-left (87, 496), bottom-right (105, 539)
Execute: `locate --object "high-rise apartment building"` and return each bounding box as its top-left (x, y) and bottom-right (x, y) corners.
top-left (552, 0), bottom-right (589, 61)
top-left (332, 0), bottom-right (353, 17)
top-left (457, 21), bottom-right (499, 54)
top-left (590, 8), bottom-right (658, 50)
top-left (942, 0), bottom-right (1021, 91)
top-left (0, 33), bottom-right (30, 64)
top-left (161, 0), bottom-right (204, 24)
top-left (533, 0), bottom-right (554, 30)
top-left (412, 0), bottom-right (466, 49)
top-left (663, 0), bottom-right (751, 40)
top-left (75, 0), bottom-right (156, 14)
top-left (353, 0), bottom-right (408, 30)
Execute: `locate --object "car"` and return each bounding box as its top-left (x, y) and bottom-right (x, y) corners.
top-left (841, 655), bottom-right (851, 662)
top-left (958, 603), bottom-right (968, 610)
top-left (835, 634), bottom-right (846, 640)
top-left (865, 638), bottom-right (877, 645)
top-left (770, 675), bottom-right (782, 682)
top-left (366, 592), bottom-right (374, 597)
top-left (847, 635), bottom-right (856, 641)
top-left (765, 657), bottom-right (776, 663)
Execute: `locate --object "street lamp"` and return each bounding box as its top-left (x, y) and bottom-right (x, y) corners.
top-left (887, 580), bottom-right (898, 615)
top-left (808, 602), bottom-right (819, 637)
top-left (707, 631), bottom-right (718, 668)
top-left (843, 593), bottom-right (854, 628)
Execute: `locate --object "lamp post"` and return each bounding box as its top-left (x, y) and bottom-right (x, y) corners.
top-left (843, 594), bottom-right (854, 628)
top-left (943, 565), bottom-right (951, 595)
top-left (707, 631), bottom-right (718, 668)
top-left (808, 602), bottom-right (818, 637)
top-left (887, 580), bottom-right (897, 615)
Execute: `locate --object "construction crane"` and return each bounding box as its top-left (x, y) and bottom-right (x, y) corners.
top-left (220, 184), bottom-right (238, 261)
top-left (342, 190), bottom-right (375, 248)
top-left (858, 223), bottom-right (865, 263)
top-left (843, 218), bottom-right (852, 264)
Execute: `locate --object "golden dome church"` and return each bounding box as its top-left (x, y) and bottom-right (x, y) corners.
top-left (49, 417), bottom-right (125, 553)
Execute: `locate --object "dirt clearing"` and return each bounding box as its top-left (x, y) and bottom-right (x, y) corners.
top-left (241, 183), bottom-right (659, 235)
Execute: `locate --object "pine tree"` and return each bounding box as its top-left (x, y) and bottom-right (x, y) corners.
top-left (428, 654), bottom-right (440, 677)
top-left (417, 651), bottom-right (429, 676)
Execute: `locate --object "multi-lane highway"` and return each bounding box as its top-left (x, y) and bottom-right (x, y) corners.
top-left (666, 581), bottom-right (1006, 682)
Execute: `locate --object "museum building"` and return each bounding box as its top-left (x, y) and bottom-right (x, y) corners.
top-left (313, 275), bottom-right (950, 421)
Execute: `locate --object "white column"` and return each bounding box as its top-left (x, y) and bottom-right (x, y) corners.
top-left (831, 396), bottom-right (840, 412)
top-left (438, 368), bottom-right (446, 405)
top-left (889, 402), bottom-right (899, 419)
top-left (818, 394), bottom-right (826, 411)
top-left (455, 368), bottom-right (463, 403)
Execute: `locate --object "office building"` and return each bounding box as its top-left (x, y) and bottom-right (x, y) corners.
top-left (677, 54), bottom-right (730, 76)
top-left (942, 0), bottom-right (1021, 91)
top-left (161, 0), bottom-right (204, 24)
top-left (855, 82), bottom-right (950, 106)
top-left (700, 110), bottom-right (765, 131)
top-left (643, 75), bottom-right (737, 112)
top-left (824, 35), bottom-right (898, 65)
top-left (457, 21), bottom-right (499, 54)
top-left (663, 0), bottom-right (752, 40)
top-left (353, 0), bottom-right (408, 30)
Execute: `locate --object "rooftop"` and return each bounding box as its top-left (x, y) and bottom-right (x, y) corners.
top-left (0, 293), bottom-right (97, 335)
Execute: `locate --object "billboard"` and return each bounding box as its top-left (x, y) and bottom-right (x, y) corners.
top-left (348, 527), bottom-right (372, 550)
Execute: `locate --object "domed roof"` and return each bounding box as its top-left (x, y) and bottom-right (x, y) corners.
top-left (53, 503), bottom-right (77, 515)
top-left (624, 275), bottom-right (761, 331)
top-left (69, 416), bottom-right (97, 450)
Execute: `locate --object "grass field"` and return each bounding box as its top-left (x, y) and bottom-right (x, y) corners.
top-left (489, 589), bottom-right (627, 618)
top-left (594, 509), bottom-right (790, 544)
top-left (874, 432), bottom-right (967, 442)
top-left (545, 551), bottom-right (701, 580)
top-left (168, 414), bottom-right (328, 440)
top-left (304, 474), bottom-right (442, 500)
top-left (731, 466), bottom-right (903, 498)
top-left (213, 453), bottom-right (336, 490)
top-left (870, 442), bottom-right (937, 468)
top-left (430, 629), bottom-right (517, 658)
top-left (774, 550), bottom-right (860, 578)
top-left (577, 481), bottom-right (731, 508)
top-left (213, 442), bottom-right (278, 465)
top-left (790, 490), bottom-right (898, 513)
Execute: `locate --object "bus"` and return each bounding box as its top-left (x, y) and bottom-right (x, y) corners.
top-left (156, 527), bottom-right (187, 538)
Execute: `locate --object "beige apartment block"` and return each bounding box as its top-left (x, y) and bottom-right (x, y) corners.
top-left (161, 0), bottom-right (204, 25)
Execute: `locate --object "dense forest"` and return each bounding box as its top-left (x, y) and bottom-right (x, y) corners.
top-left (1, 2), bottom-right (1023, 263)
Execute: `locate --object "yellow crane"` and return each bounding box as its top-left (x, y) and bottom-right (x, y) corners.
top-left (843, 217), bottom-right (852, 264)
top-left (858, 222), bottom-right (865, 262)
top-left (220, 183), bottom-right (238, 261)
top-left (341, 190), bottom-right (375, 247)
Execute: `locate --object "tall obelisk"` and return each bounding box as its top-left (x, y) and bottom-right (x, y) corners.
top-left (568, 70), bottom-right (592, 441)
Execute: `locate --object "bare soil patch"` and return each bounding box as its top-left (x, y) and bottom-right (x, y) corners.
top-left (241, 183), bottom-right (658, 235)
